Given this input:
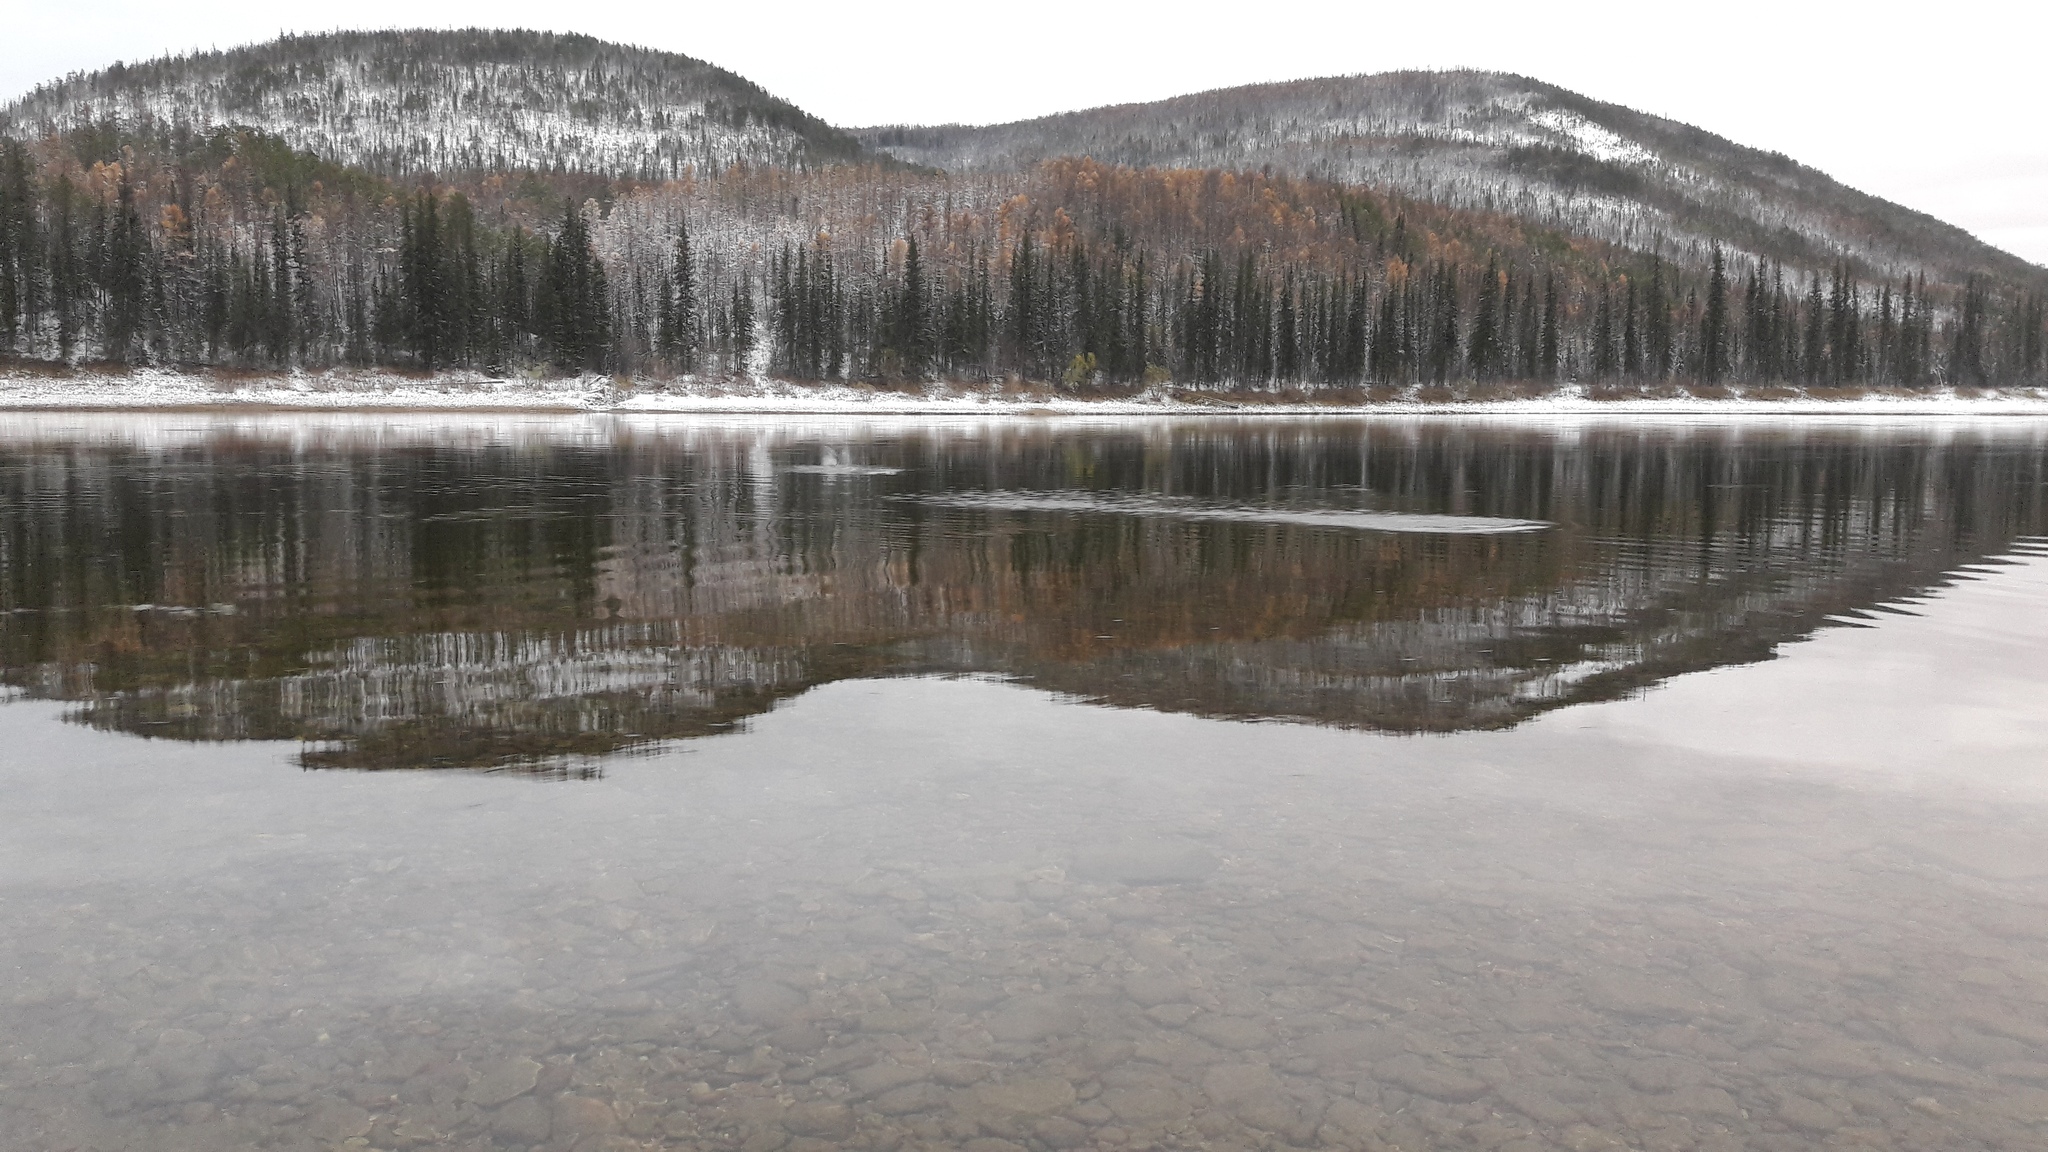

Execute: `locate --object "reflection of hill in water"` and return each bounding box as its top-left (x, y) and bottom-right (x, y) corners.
top-left (2, 419), bottom-right (2043, 771)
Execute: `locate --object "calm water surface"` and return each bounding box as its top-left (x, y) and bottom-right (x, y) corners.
top-left (4, 414), bottom-right (2048, 1152)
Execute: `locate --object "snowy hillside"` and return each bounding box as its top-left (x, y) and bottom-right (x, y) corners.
top-left (0, 29), bottom-right (871, 178)
top-left (0, 30), bottom-right (2040, 391)
top-left (860, 71), bottom-right (2044, 289)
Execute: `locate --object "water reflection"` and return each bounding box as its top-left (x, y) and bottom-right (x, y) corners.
top-left (9, 416), bottom-right (2048, 1152)
top-left (1, 416), bottom-right (2044, 771)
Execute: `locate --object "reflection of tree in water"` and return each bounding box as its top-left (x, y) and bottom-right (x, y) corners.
top-left (0, 421), bottom-right (2043, 771)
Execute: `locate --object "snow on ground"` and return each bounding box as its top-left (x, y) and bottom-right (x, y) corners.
top-left (4, 367), bottom-right (2048, 417)
top-left (1520, 108), bottom-right (1659, 167)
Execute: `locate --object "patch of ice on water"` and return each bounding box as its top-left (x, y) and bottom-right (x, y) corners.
top-left (899, 492), bottom-right (1552, 535)
top-left (786, 465), bottom-right (903, 476)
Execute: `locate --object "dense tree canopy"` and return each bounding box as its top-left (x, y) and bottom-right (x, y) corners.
top-left (0, 134), bottom-right (2041, 391)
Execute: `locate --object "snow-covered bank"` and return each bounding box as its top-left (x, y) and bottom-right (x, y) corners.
top-left (6, 367), bottom-right (2048, 417)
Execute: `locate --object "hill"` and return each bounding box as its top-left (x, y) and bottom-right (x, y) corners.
top-left (0, 28), bottom-right (871, 177)
top-left (859, 71), bottom-right (2046, 293)
top-left (0, 34), bottom-right (2041, 392)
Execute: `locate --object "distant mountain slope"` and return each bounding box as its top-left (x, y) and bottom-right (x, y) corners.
top-left (0, 28), bottom-right (871, 177)
top-left (8, 36), bottom-right (2036, 291)
top-left (0, 32), bottom-right (2041, 388)
top-left (860, 71), bottom-right (2045, 290)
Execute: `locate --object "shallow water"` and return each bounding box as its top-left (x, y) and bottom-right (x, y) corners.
top-left (4, 414), bottom-right (2048, 1152)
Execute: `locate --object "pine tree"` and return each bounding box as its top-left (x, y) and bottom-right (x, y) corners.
top-left (1826, 264), bottom-right (1850, 385)
top-left (542, 203), bottom-right (610, 372)
top-left (0, 141), bottom-right (36, 354)
top-left (1540, 272), bottom-right (1560, 381)
top-left (1764, 269), bottom-right (1780, 381)
top-left (49, 176), bottom-right (83, 362)
top-left (267, 208), bottom-right (293, 366)
top-left (1469, 255), bottom-right (1500, 379)
top-left (1500, 271), bottom-right (1519, 380)
top-left (290, 215), bottom-right (317, 365)
top-left (102, 173), bottom-right (150, 363)
top-left (1622, 276), bottom-right (1642, 380)
top-left (400, 192), bottom-right (445, 369)
top-left (1370, 271), bottom-right (1398, 384)
top-left (444, 193), bottom-right (481, 368)
top-left (343, 255), bottom-right (370, 367)
top-left (1802, 275), bottom-right (1824, 384)
top-left (1516, 268), bottom-right (1539, 380)
top-left (1592, 279), bottom-right (1616, 379)
top-left (730, 277), bottom-right (755, 376)
top-left (1953, 276), bottom-right (1987, 387)
top-left (1700, 246), bottom-right (1727, 383)
top-left (900, 234), bottom-right (929, 379)
top-left (1007, 231), bottom-right (1037, 379)
top-left (2021, 292), bottom-right (2045, 384)
top-left (1875, 283), bottom-right (1895, 386)
top-left (1277, 271), bottom-right (1300, 384)
top-left (1644, 259), bottom-right (1668, 379)
top-left (246, 241), bottom-right (272, 365)
top-left (663, 220), bottom-right (700, 372)
top-left (1430, 263), bottom-right (1460, 385)
top-left (1341, 270), bottom-right (1367, 383)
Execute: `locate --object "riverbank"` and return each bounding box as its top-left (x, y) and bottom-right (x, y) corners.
top-left (5, 366), bottom-right (2048, 415)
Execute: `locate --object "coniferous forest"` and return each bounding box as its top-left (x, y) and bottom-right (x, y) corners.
top-left (1, 127), bottom-right (2043, 394)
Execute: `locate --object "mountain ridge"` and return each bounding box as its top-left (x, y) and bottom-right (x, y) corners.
top-left (5, 34), bottom-right (2036, 291)
top-left (0, 30), bottom-right (2041, 391)
top-left (0, 28), bottom-right (872, 178)
top-left (856, 69), bottom-right (2043, 287)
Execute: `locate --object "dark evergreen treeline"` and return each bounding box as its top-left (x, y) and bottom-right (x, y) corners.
top-left (761, 227), bottom-right (2038, 391)
top-left (3, 138), bottom-right (2045, 391)
top-left (366, 193), bottom-right (612, 372)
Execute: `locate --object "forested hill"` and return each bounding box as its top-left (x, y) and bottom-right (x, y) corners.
top-left (0, 29), bottom-right (871, 177)
top-left (859, 71), bottom-right (2046, 295)
top-left (0, 32), bottom-right (2042, 393)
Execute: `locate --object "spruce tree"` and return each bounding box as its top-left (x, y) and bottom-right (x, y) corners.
top-left (0, 141), bottom-right (35, 354)
top-left (1953, 276), bottom-right (1987, 387)
top-left (1430, 263), bottom-right (1459, 385)
top-left (102, 173), bottom-right (150, 363)
top-left (901, 235), bottom-right (929, 379)
top-left (1593, 280), bottom-right (1616, 380)
top-left (1876, 283), bottom-right (1895, 386)
top-left (1469, 255), bottom-right (1500, 379)
top-left (1540, 273), bottom-right (1560, 382)
top-left (1826, 264), bottom-right (1850, 385)
top-left (710, 271), bottom-right (749, 378)
top-left (267, 209), bottom-right (293, 366)
top-left (541, 203), bottom-right (610, 372)
top-left (400, 192), bottom-right (447, 369)
top-left (1802, 275), bottom-right (1824, 384)
top-left (1278, 272), bottom-right (1300, 384)
top-left (1622, 276), bottom-right (1642, 380)
top-left (671, 222), bottom-right (699, 372)
top-left (1516, 269), bottom-right (1539, 380)
top-left (1007, 232), bottom-right (1036, 379)
top-left (1701, 246), bottom-right (1727, 383)
top-left (49, 176), bottom-right (82, 362)
top-left (1371, 277), bottom-right (1398, 384)
top-left (1645, 259), bottom-right (1668, 379)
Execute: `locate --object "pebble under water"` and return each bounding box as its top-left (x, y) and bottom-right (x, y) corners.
top-left (3, 414), bottom-right (2048, 1152)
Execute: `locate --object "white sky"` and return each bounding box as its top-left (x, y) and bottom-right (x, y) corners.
top-left (7, 0), bottom-right (2044, 267)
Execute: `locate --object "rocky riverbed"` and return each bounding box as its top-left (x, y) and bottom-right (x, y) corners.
top-left (7, 660), bottom-right (2048, 1152)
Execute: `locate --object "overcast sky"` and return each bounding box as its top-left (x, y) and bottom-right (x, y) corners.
top-left (8, 1), bottom-right (2043, 266)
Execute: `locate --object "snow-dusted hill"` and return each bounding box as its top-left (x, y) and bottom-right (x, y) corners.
top-left (1, 33), bottom-right (2038, 299)
top-left (0, 28), bottom-right (871, 178)
top-left (860, 71), bottom-right (2045, 289)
